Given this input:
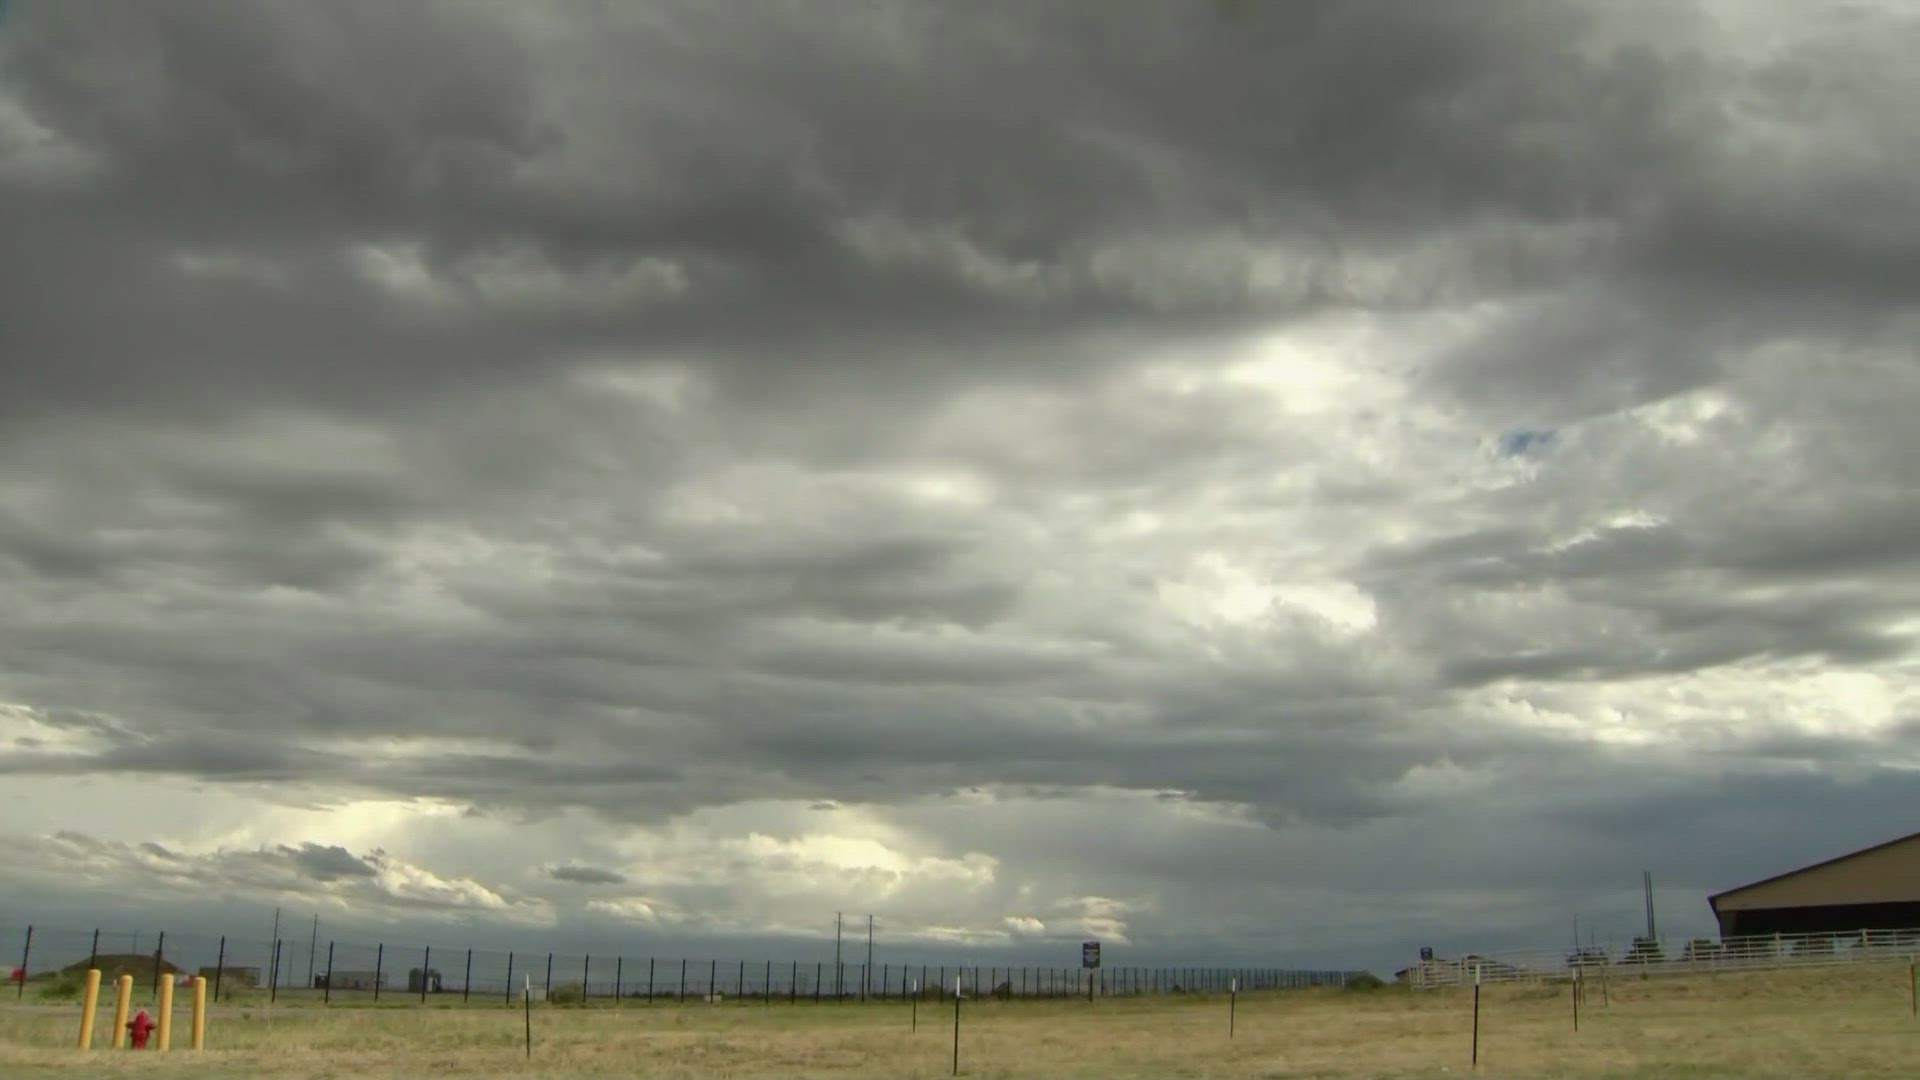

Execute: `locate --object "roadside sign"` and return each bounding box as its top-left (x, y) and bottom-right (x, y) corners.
top-left (1081, 941), bottom-right (1101, 969)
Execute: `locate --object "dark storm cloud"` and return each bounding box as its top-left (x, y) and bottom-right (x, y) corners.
top-left (1, 0), bottom-right (1917, 962)
top-left (547, 864), bottom-right (627, 886)
top-left (1, 0), bottom-right (1860, 421)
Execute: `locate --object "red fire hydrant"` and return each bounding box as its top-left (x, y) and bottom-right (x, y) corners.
top-left (127, 1008), bottom-right (155, 1049)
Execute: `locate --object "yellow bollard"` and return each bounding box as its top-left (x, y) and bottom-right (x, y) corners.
top-left (77, 969), bottom-right (102, 1049)
top-left (157, 977), bottom-right (174, 1051)
top-left (191, 976), bottom-right (207, 1050)
top-left (112, 975), bottom-right (132, 1049)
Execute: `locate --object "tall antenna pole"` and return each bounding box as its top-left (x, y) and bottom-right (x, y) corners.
top-left (1643, 871), bottom-right (1657, 940)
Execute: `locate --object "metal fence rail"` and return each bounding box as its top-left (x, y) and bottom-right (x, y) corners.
top-left (1405, 926), bottom-right (1920, 989)
top-left (2, 920), bottom-right (1364, 1006)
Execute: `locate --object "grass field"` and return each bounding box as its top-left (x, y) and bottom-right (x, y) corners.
top-left (5, 962), bottom-right (1919, 1078)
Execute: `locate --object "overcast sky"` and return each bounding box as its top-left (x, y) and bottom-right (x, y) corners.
top-left (3, 0), bottom-right (1918, 976)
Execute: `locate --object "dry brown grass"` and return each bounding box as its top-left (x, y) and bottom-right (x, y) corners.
top-left (5, 962), bottom-right (1920, 1078)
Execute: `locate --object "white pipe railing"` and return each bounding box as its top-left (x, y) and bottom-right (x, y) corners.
top-left (1405, 927), bottom-right (1920, 989)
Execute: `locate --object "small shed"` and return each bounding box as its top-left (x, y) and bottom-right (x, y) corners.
top-left (322, 970), bottom-right (386, 991)
top-left (407, 967), bottom-right (443, 993)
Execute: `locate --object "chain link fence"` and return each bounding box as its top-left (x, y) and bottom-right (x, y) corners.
top-left (4, 921), bottom-right (1364, 1007)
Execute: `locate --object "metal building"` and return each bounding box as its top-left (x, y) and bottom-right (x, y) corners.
top-left (1710, 830), bottom-right (1920, 937)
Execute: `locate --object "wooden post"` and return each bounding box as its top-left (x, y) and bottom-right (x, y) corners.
top-left (952, 976), bottom-right (962, 1076)
top-left (1572, 968), bottom-right (1580, 1031)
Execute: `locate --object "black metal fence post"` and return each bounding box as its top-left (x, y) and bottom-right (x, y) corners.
top-left (151, 932), bottom-right (166, 1003)
top-left (504, 952), bottom-right (514, 1006)
top-left (679, 958), bottom-right (686, 1001)
top-left (88, 929), bottom-right (99, 974)
top-left (212, 936), bottom-right (225, 1002)
top-left (372, 943), bottom-right (383, 1003)
top-left (615, 957), bottom-right (623, 1004)
top-left (270, 940), bottom-right (282, 1003)
top-left (421, 946), bottom-right (432, 1003)
top-left (790, 960), bottom-right (797, 1003)
top-left (544, 953), bottom-right (552, 999)
top-left (709, 958), bottom-right (716, 1000)
top-left (324, 941), bottom-right (335, 1004)
top-left (1471, 965), bottom-right (1481, 1068)
top-left (15, 925), bottom-right (29, 1000)
top-left (647, 957), bottom-right (655, 1004)
top-left (582, 955), bottom-right (590, 1005)
top-left (463, 949), bottom-right (472, 1004)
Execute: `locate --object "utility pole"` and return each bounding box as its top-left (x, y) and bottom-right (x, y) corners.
top-left (834, 913), bottom-right (843, 1000)
top-left (865, 915), bottom-right (874, 1001)
top-left (269, 908), bottom-right (281, 991)
top-left (307, 915), bottom-right (319, 989)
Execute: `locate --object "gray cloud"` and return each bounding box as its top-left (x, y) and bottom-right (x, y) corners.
top-left (0, 0), bottom-right (1916, 967)
top-left (547, 864), bottom-right (628, 886)
top-left (283, 842), bottom-right (378, 881)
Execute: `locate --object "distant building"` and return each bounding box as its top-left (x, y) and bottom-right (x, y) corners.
top-left (1711, 830), bottom-right (1920, 937)
top-left (407, 967), bottom-right (443, 994)
top-left (199, 966), bottom-right (260, 988)
top-left (321, 970), bottom-right (385, 991)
